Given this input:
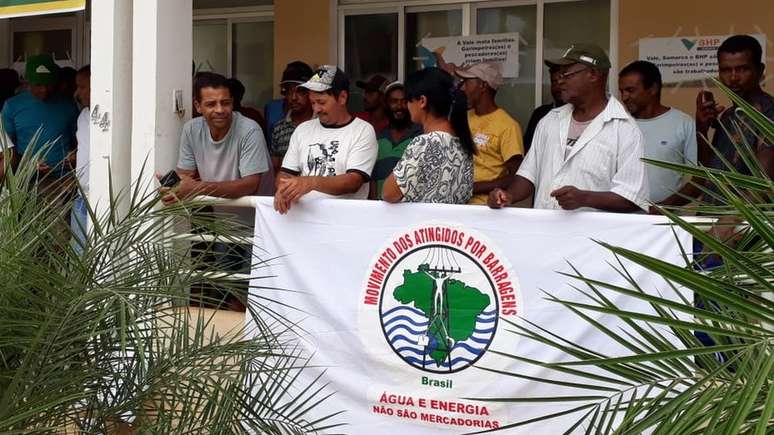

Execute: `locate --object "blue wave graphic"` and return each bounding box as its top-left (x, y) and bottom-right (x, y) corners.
top-left (471, 326), bottom-right (495, 334)
top-left (383, 303), bottom-right (497, 370)
top-left (467, 335), bottom-right (490, 345)
top-left (403, 355), bottom-right (476, 368)
top-left (395, 346), bottom-right (427, 356)
top-left (476, 316), bottom-right (497, 324)
top-left (386, 323), bottom-right (426, 337)
top-left (383, 315), bottom-right (429, 328)
top-left (383, 305), bottom-right (426, 318)
top-left (451, 342), bottom-right (485, 356)
top-left (392, 341), bottom-right (484, 357)
top-left (391, 334), bottom-right (423, 346)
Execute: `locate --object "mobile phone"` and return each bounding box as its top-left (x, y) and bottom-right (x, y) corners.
top-left (159, 170), bottom-right (181, 188)
top-left (701, 90), bottom-right (715, 105)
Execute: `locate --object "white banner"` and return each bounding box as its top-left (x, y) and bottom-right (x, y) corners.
top-left (249, 198), bottom-right (689, 434)
top-left (639, 34), bottom-right (767, 84)
top-left (419, 33), bottom-right (520, 78)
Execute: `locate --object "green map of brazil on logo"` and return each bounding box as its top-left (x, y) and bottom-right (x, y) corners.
top-left (394, 264), bottom-right (490, 366)
top-left (378, 243), bottom-right (501, 374)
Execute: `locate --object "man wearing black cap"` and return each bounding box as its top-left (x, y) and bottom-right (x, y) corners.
top-left (275, 65), bottom-right (377, 214)
top-left (488, 44), bottom-right (648, 213)
top-left (355, 74), bottom-right (389, 132)
top-left (523, 61), bottom-right (565, 152)
top-left (265, 61), bottom-right (313, 148)
top-left (370, 80), bottom-right (421, 199)
top-left (270, 63), bottom-right (314, 173)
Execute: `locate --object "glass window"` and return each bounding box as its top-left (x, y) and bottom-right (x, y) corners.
top-left (543, 0), bottom-right (610, 104)
top-left (232, 20), bottom-right (274, 110)
top-left (405, 9), bottom-right (462, 77)
top-left (476, 5), bottom-right (537, 129)
top-left (345, 13), bottom-right (399, 113)
top-left (13, 29), bottom-right (72, 62)
top-left (193, 19), bottom-right (274, 110)
top-left (193, 21), bottom-right (227, 74)
top-left (340, 1), bottom-right (613, 121)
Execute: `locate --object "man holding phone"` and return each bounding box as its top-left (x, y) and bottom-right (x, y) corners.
top-left (161, 72), bottom-right (273, 311)
top-left (696, 35), bottom-right (774, 180)
top-left (162, 72), bottom-right (273, 207)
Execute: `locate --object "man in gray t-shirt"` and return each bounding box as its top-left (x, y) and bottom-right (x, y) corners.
top-left (162, 72), bottom-right (273, 217)
top-left (163, 72), bottom-right (272, 311)
top-left (619, 61), bottom-right (698, 212)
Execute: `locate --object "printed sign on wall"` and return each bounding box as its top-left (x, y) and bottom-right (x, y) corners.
top-left (418, 33), bottom-right (520, 78)
top-left (639, 34), bottom-right (767, 84)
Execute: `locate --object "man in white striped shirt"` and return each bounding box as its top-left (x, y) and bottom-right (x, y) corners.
top-left (488, 44), bottom-right (649, 212)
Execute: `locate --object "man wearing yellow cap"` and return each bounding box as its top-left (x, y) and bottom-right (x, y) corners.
top-left (456, 63), bottom-right (524, 205)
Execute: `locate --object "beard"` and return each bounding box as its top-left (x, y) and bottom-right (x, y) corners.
top-left (387, 109), bottom-right (411, 129)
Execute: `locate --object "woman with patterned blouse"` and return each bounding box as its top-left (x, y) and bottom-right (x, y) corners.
top-left (382, 67), bottom-right (476, 204)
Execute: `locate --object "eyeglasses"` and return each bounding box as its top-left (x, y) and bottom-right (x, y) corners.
top-left (557, 67), bottom-right (589, 81)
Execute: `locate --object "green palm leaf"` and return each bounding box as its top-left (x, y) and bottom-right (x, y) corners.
top-left (483, 84), bottom-right (774, 433)
top-left (0, 147), bottom-right (342, 433)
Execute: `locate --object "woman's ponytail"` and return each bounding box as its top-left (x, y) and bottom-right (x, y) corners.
top-left (447, 87), bottom-right (475, 157)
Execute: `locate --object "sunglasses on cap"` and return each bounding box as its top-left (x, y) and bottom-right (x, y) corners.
top-left (280, 84), bottom-right (309, 97)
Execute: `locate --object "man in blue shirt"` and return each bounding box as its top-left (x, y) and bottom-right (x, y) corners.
top-left (1, 54), bottom-right (79, 179)
top-left (264, 61), bottom-right (313, 150)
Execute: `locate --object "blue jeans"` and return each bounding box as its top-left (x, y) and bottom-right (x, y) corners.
top-left (213, 242), bottom-right (252, 274)
top-left (692, 239), bottom-right (729, 364)
top-left (70, 195), bottom-right (88, 253)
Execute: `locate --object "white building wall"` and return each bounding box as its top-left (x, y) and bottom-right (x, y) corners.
top-left (131, 0), bottom-right (192, 191)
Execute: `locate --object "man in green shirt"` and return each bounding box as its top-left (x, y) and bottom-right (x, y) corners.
top-left (370, 81), bottom-right (421, 199)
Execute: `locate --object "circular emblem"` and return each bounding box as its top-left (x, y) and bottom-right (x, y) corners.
top-left (361, 224), bottom-right (520, 374)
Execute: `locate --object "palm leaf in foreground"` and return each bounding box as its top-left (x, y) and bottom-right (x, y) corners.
top-left (0, 152), bottom-right (342, 434)
top-left (478, 84), bottom-right (773, 434)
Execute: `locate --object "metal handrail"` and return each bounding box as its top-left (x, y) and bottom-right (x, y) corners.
top-left (172, 196), bottom-right (729, 297)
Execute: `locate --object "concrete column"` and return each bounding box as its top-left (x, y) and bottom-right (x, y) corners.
top-left (131, 0), bottom-right (192, 191)
top-left (89, 0), bottom-right (133, 217)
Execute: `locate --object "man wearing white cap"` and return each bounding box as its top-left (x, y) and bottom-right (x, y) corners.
top-left (456, 63), bottom-right (524, 205)
top-left (275, 65), bottom-right (378, 214)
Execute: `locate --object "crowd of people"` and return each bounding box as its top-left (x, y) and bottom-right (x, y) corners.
top-left (159, 34), bottom-right (771, 217)
top-left (1, 34), bottom-right (772, 242)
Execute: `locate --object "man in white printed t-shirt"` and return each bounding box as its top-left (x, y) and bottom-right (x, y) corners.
top-left (619, 60), bottom-right (699, 213)
top-left (275, 65), bottom-right (378, 214)
top-left (488, 44), bottom-right (649, 213)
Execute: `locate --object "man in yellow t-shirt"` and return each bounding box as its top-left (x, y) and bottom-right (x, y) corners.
top-left (456, 63), bottom-right (524, 205)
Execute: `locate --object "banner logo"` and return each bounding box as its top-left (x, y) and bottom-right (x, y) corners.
top-left (363, 224), bottom-right (520, 374)
top-left (680, 38), bottom-right (697, 50)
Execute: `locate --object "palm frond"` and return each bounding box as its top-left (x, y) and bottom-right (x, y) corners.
top-left (0, 149), bottom-right (341, 433)
top-left (484, 84), bottom-right (774, 433)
